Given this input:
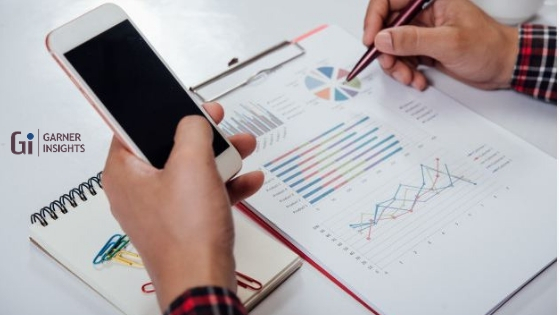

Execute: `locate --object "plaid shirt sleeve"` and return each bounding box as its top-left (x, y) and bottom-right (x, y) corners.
top-left (163, 286), bottom-right (247, 315)
top-left (511, 24), bottom-right (557, 103)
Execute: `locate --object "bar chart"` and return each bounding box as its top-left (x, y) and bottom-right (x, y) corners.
top-left (264, 116), bottom-right (403, 205)
top-left (220, 102), bottom-right (283, 137)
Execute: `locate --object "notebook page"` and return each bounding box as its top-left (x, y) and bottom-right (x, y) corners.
top-left (233, 211), bottom-right (301, 308)
top-left (29, 190), bottom-right (157, 315)
top-left (30, 189), bottom-right (301, 314)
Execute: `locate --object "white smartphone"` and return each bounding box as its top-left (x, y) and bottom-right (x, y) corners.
top-left (46, 3), bottom-right (241, 181)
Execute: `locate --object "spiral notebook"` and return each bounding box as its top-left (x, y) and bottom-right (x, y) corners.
top-left (28, 173), bottom-right (302, 315)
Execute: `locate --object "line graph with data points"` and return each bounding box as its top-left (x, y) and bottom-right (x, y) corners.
top-left (349, 158), bottom-right (477, 240)
top-left (316, 155), bottom-right (489, 269)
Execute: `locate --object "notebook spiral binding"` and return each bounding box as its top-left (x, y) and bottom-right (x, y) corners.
top-left (30, 172), bottom-right (103, 227)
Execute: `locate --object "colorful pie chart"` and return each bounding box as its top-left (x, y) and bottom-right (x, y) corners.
top-left (304, 66), bottom-right (361, 102)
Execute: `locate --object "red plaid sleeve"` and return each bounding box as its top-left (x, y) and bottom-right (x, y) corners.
top-left (164, 286), bottom-right (247, 315)
top-left (511, 24), bottom-right (557, 103)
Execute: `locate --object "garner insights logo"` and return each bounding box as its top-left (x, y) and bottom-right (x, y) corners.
top-left (10, 132), bottom-right (34, 155)
top-left (10, 130), bottom-right (85, 156)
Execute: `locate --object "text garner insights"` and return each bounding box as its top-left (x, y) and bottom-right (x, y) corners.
top-left (42, 133), bottom-right (85, 152)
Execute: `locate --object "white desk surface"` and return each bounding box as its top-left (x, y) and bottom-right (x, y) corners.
top-left (0, 0), bottom-right (556, 314)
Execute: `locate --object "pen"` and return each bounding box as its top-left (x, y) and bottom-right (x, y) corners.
top-left (346, 0), bottom-right (436, 82)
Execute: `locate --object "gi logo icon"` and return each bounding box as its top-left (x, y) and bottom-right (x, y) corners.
top-left (11, 132), bottom-right (34, 155)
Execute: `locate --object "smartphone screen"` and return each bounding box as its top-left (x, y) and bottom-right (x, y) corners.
top-left (64, 20), bottom-right (229, 168)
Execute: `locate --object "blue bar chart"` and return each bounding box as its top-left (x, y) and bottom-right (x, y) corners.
top-left (264, 116), bottom-right (403, 205)
top-left (220, 102), bottom-right (283, 137)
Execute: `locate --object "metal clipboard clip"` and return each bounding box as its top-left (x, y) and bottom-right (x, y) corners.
top-left (189, 41), bottom-right (305, 102)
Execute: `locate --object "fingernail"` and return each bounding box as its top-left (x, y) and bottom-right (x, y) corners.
top-left (378, 54), bottom-right (389, 68)
top-left (362, 33), bottom-right (371, 46)
top-left (392, 72), bottom-right (405, 84)
top-left (376, 31), bottom-right (393, 51)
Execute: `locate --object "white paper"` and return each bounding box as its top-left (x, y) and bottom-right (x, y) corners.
top-left (217, 25), bottom-right (557, 315)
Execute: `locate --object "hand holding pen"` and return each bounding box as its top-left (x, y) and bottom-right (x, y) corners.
top-left (351, 0), bottom-right (520, 91)
top-left (347, 0), bottom-right (435, 82)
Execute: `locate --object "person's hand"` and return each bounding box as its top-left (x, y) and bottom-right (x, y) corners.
top-left (102, 103), bottom-right (264, 311)
top-left (363, 0), bottom-right (519, 90)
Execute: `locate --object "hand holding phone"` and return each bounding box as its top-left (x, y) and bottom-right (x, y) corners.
top-left (46, 3), bottom-right (241, 181)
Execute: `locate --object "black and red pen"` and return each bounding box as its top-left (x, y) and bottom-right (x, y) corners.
top-left (346, 0), bottom-right (436, 82)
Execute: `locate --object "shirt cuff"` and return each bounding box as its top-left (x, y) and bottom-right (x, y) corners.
top-left (164, 286), bottom-right (247, 315)
top-left (510, 24), bottom-right (557, 103)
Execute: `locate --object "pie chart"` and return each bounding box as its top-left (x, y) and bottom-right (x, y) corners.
top-left (304, 66), bottom-right (361, 102)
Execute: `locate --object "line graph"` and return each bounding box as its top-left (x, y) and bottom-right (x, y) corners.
top-left (313, 154), bottom-right (490, 270)
top-left (349, 158), bottom-right (477, 240)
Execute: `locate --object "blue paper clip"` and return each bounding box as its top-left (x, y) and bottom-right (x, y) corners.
top-left (103, 234), bottom-right (130, 261)
top-left (93, 234), bottom-right (122, 265)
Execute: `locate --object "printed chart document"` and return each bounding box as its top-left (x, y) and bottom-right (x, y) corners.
top-left (213, 25), bottom-right (557, 315)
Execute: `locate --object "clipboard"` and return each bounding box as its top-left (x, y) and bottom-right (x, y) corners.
top-left (189, 24), bottom-right (379, 315)
top-left (189, 41), bottom-right (305, 102)
top-left (187, 23), bottom-right (558, 315)
top-left (189, 25), bottom-right (333, 103)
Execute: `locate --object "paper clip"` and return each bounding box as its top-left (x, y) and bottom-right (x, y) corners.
top-left (236, 271), bottom-right (262, 291)
top-left (141, 282), bottom-right (155, 294)
top-left (93, 234), bottom-right (122, 265)
top-left (103, 234), bottom-right (130, 261)
top-left (112, 250), bottom-right (144, 268)
top-left (140, 272), bottom-right (262, 294)
top-left (93, 234), bottom-right (142, 267)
